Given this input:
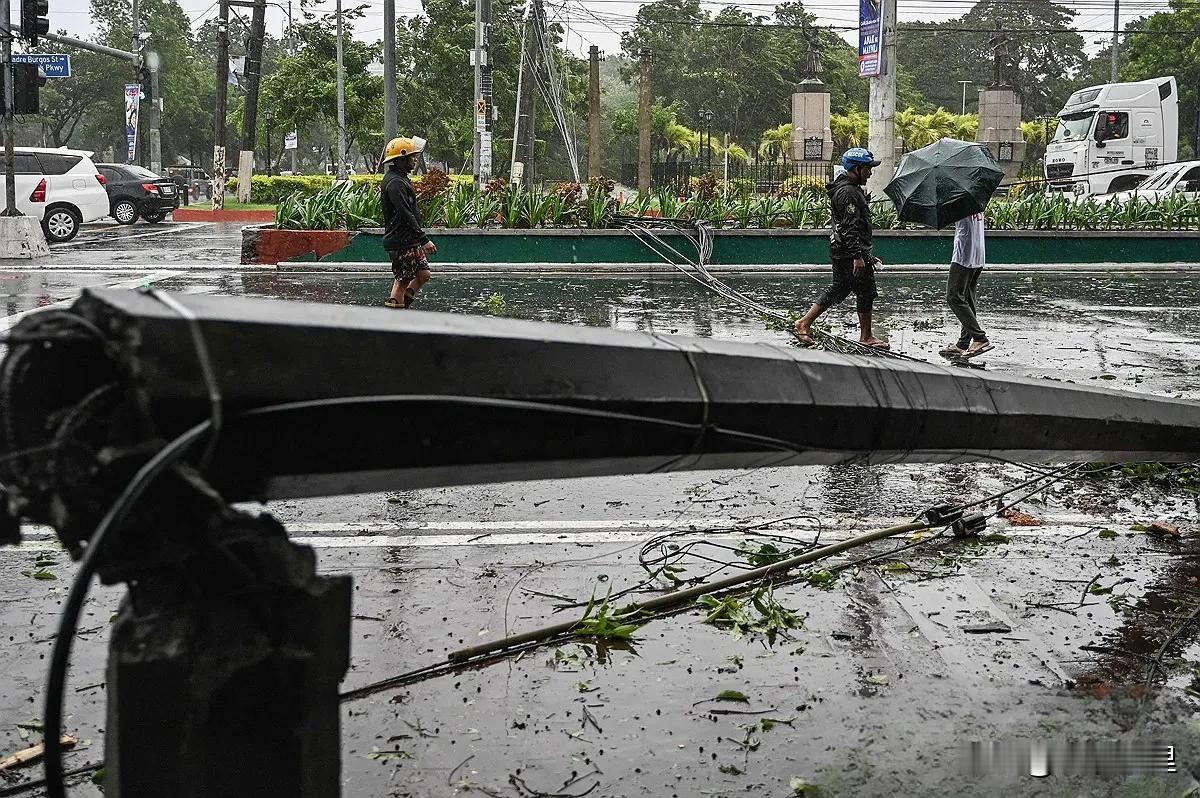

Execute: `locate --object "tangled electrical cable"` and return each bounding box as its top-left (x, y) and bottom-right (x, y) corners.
top-left (614, 215), bottom-right (929, 362)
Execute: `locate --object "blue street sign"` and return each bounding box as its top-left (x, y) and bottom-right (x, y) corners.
top-left (10, 54), bottom-right (71, 78)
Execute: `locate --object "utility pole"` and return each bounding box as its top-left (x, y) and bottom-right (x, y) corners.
top-left (587, 45), bottom-right (601, 181)
top-left (637, 47), bottom-right (651, 193)
top-left (866, 0), bottom-right (896, 198)
top-left (958, 80), bottom-right (972, 115)
top-left (472, 0), bottom-right (493, 187)
top-left (146, 51), bottom-right (162, 175)
top-left (512, 0), bottom-right (537, 187)
top-left (1110, 0), bottom-right (1120, 83)
top-left (213, 0), bottom-right (230, 209)
top-left (334, 0), bottom-right (347, 181)
top-left (3, 0), bottom-right (17, 215)
top-left (236, 0), bottom-right (267, 201)
top-left (383, 0), bottom-right (396, 143)
top-left (131, 0), bottom-right (140, 167)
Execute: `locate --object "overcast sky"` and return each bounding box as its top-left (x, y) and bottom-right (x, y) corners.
top-left (15, 0), bottom-right (1170, 58)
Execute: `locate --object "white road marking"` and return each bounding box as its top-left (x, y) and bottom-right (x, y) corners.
top-left (52, 222), bottom-right (213, 249)
top-left (0, 270), bottom-right (182, 332)
top-left (2, 516), bottom-right (1143, 553)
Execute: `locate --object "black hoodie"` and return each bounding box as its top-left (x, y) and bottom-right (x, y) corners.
top-left (827, 173), bottom-right (873, 261)
top-left (381, 169), bottom-right (430, 252)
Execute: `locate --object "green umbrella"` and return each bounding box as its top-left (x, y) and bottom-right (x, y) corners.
top-left (884, 138), bottom-right (1004, 229)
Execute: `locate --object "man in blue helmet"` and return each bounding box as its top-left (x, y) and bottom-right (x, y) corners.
top-left (793, 147), bottom-right (889, 348)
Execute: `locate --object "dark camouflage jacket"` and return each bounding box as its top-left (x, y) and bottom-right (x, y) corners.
top-left (827, 173), bottom-right (873, 261)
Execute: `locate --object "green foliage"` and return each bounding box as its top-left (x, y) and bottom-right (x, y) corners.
top-left (831, 110), bottom-right (869, 152)
top-left (777, 175), bottom-right (827, 199)
top-left (895, 108), bottom-right (978, 149)
top-left (619, 0), bottom-right (874, 141)
top-left (473, 292), bottom-right (507, 316)
top-left (759, 124), bottom-right (794, 162)
top-left (698, 585), bottom-right (805, 646)
top-left (986, 194), bottom-right (1200, 231)
top-left (1122, 4), bottom-right (1200, 155)
top-left (897, 0), bottom-right (1086, 118)
top-left (573, 593), bottom-right (642, 641)
top-left (275, 183), bottom-right (381, 231)
top-left (260, 15), bottom-right (384, 166)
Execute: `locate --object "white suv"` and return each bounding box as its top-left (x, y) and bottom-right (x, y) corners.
top-left (0, 147), bottom-right (110, 242)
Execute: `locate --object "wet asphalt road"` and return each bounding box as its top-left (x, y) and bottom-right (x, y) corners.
top-left (0, 228), bottom-right (1198, 795)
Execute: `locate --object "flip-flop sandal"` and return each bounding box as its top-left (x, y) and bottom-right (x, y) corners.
top-left (865, 341), bottom-right (891, 350)
top-left (403, 289), bottom-right (417, 309)
top-left (383, 298), bottom-right (402, 309)
top-left (962, 343), bottom-right (994, 359)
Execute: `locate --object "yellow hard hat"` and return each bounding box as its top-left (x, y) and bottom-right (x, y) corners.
top-left (383, 136), bottom-right (426, 163)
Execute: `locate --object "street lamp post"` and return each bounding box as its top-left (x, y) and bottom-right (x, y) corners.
top-left (958, 80), bottom-right (973, 115)
top-left (265, 110), bottom-right (275, 176)
top-left (699, 108), bottom-right (714, 172)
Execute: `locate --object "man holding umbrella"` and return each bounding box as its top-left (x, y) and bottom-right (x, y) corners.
top-left (942, 212), bottom-right (993, 360)
top-left (793, 148), bottom-right (890, 349)
top-left (882, 138), bottom-right (1005, 360)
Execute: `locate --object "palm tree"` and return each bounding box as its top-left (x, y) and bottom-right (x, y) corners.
top-left (721, 141), bottom-right (750, 163)
top-left (663, 121), bottom-right (700, 160)
top-left (831, 110), bottom-right (868, 152)
top-left (758, 123), bottom-right (794, 163)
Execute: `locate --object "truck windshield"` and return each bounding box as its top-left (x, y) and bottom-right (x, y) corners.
top-left (1052, 113), bottom-right (1095, 143)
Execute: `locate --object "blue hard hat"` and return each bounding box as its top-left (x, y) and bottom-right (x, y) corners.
top-left (842, 147), bottom-right (882, 170)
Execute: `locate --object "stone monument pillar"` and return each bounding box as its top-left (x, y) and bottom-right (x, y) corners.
top-left (975, 30), bottom-right (1026, 181)
top-left (791, 79), bottom-right (833, 165)
top-left (976, 88), bottom-right (1026, 181)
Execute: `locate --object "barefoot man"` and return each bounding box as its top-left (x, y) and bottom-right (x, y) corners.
top-left (381, 136), bottom-right (436, 309)
top-left (794, 148), bottom-right (889, 348)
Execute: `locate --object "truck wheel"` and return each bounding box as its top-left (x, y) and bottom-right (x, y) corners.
top-left (113, 200), bottom-right (138, 225)
top-left (42, 206), bottom-right (82, 243)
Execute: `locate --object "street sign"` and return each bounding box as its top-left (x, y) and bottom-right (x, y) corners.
top-left (10, 53), bottom-right (70, 78)
top-left (284, 131), bottom-right (298, 151)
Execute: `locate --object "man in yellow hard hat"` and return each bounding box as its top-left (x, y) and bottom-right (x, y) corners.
top-left (381, 135), bottom-right (435, 308)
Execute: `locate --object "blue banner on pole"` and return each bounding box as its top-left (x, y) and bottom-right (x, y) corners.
top-left (125, 84), bottom-right (141, 164)
top-left (858, 0), bottom-right (883, 78)
top-left (10, 53), bottom-right (71, 78)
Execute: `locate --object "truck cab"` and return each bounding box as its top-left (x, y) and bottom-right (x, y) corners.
top-left (1045, 77), bottom-right (1178, 197)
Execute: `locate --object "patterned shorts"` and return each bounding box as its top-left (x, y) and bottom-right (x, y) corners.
top-left (389, 247), bottom-right (430, 282)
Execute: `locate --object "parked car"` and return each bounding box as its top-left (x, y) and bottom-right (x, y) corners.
top-left (95, 163), bottom-right (181, 224)
top-left (165, 166), bottom-right (211, 203)
top-left (0, 147), bottom-right (109, 242)
top-left (1099, 160), bottom-right (1200, 204)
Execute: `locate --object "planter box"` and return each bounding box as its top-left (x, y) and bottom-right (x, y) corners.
top-left (242, 227), bottom-right (352, 265)
top-left (243, 226), bottom-right (1200, 268)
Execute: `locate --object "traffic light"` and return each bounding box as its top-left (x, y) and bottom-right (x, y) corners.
top-left (139, 66), bottom-right (152, 101)
top-left (20, 0), bottom-right (50, 46)
top-left (7, 64), bottom-right (42, 115)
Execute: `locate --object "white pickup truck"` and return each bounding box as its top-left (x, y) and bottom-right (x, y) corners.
top-left (1100, 159), bottom-right (1200, 203)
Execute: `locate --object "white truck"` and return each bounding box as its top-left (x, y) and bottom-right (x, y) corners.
top-left (1044, 76), bottom-right (1178, 197)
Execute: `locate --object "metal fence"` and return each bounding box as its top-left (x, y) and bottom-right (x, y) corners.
top-left (619, 160), bottom-right (835, 193)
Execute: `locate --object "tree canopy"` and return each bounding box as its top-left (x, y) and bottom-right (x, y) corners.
top-left (897, 0), bottom-right (1086, 118)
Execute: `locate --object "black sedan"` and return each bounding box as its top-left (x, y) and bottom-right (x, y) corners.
top-left (95, 163), bottom-right (180, 225)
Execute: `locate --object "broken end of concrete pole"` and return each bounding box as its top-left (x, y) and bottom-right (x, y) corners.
top-left (0, 216), bottom-right (50, 260)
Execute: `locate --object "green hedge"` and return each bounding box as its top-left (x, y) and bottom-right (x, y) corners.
top-left (227, 173), bottom-right (472, 204)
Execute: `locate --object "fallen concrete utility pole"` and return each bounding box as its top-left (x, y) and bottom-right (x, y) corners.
top-left (1, 290), bottom-right (1198, 796)
top-left (17, 289), bottom-right (1200, 506)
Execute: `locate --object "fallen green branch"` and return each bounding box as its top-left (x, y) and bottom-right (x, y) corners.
top-left (446, 520), bottom-right (928, 663)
